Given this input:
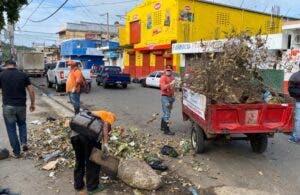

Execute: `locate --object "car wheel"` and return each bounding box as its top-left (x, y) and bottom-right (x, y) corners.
top-left (47, 77), bottom-right (53, 88)
top-left (55, 78), bottom-right (63, 92)
top-left (191, 123), bottom-right (205, 154)
top-left (103, 82), bottom-right (109, 89)
top-left (249, 134), bottom-right (268, 153)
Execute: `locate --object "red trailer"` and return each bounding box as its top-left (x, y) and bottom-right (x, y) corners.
top-left (182, 88), bottom-right (294, 153)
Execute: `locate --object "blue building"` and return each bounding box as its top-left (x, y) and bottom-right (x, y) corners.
top-left (100, 40), bottom-right (122, 67)
top-left (60, 39), bottom-right (104, 69)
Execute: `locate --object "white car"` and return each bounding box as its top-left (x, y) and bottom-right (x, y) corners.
top-left (47, 60), bottom-right (92, 92)
top-left (141, 71), bottom-right (180, 88)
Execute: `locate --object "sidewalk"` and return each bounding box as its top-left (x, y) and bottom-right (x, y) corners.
top-left (0, 91), bottom-right (74, 195)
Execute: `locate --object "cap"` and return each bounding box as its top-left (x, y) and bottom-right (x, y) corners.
top-left (92, 111), bottom-right (116, 125)
top-left (67, 60), bottom-right (77, 66)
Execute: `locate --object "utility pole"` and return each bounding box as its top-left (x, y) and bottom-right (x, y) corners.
top-left (8, 23), bottom-right (15, 60)
top-left (107, 12), bottom-right (110, 40)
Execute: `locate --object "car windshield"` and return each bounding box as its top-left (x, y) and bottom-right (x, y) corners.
top-left (104, 67), bottom-right (121, 74)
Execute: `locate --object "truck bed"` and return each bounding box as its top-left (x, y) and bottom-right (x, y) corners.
top-left (183, 103), bottom-right (294, 135)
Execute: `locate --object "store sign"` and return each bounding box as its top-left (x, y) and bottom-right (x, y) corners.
top-left (172, 40), bottom-right (225, 54)
top-left (85, 33), bottom-right (97, 40)
top-left (154, 2), bottom-right (161, 10)
top-left (183, 88), bottom-right (206, 120)
top-left (133, 14), bottom-right (139, 20)
top-left (185, 6), bottom-right (191, 11)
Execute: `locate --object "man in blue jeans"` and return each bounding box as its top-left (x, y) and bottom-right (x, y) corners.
top-left (160, 65), bottom-right (176, 135)
top-left (0, 60), bottom-right (35, 158)
top-left (288, 62), bottom-right (300, 144)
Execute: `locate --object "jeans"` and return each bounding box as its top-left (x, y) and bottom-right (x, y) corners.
top-left (161, 95), bottom-right (175, 122)
top-left (69, 92), bottom-right (81, 114)
top-left (3, 105), bottom-right (27, 155)
top-left (71, 134), bottom-right (101, 191)
top-left (291, 102), bottom-right (300, 140)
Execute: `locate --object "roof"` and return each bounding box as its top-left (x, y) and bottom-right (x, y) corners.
top-left (283, 20), bottom-right (300, 30)
top-left (58, 21), bottom-right (120, 34)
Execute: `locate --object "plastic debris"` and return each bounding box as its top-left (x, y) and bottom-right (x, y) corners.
top-left (161, 145), bottom-right (179, 158)
top-left (43, 150), bottom-right (62, 162)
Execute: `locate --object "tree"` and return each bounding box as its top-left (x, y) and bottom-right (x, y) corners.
top-left (0, 0), bottom-right (28, 30)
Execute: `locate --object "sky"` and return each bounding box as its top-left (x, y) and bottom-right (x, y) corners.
top-left (1, 0), bottom-right (300, 46)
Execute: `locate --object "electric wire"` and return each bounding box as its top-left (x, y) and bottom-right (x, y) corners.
top-left (29, 0), bottom-right (69, 22)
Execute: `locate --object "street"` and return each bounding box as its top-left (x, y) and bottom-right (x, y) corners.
top-left (29, 77), bottom-right (300, 194)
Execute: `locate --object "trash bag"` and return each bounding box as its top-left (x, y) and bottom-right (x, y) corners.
top-left (0, 148), bottom-right (9, 160)
top-left (161, 145), bottom-right (178, 158)
top-left (148, 161), bottom-right (168, 171)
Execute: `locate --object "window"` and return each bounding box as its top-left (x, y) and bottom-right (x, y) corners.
top-left (58, 62), bottom-right (65, 68)
top-left (149, 72), bottom-right (157, 77)
top-left (156, 72), bottom-right (163, 78)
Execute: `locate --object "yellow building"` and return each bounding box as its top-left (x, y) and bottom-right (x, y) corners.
top-left (119, 0), bottom-right (282, 78)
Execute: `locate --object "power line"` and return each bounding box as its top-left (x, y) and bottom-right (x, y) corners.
top-left (20, 0), bottom-right (46, 28)
top-left (30, 0), bottom-right (69, 23)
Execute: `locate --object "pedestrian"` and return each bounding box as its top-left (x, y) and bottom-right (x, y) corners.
top-left (66, 61), bottom-right (83, 115)
top-left (288, 62), bottom-right (300, 144)
top-left (0, 60), bottom-right (35, 158)
top-left (160, 65), bottom-right (176, 135)
top-left (70, 110), bottom-right (116, 193)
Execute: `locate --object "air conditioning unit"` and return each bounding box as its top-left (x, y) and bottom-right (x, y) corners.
top-left (295, 34), bottom-right (300, 44)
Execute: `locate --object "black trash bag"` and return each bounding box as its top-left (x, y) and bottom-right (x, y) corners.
top-left (161, 145), bottom-right (178, 158)
top-left (149, 161), bottom-right (168, 171)
top-left (0, 148), bottom-right (9, 160)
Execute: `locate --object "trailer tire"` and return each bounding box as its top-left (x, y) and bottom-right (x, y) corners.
top-left (191, 123), bottom-right (205, 154)
top-left (250, 134), bottom-right (268, 153)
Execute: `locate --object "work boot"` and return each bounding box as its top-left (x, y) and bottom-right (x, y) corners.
top-left (160, 119), bottom-right (166, 131)
top-left (164, 122), bottom-right (175, 136)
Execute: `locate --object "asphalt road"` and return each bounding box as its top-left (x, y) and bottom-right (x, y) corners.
top-left (32, 77), bottom-right (300, 195)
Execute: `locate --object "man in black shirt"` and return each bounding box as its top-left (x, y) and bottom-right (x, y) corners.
top-left (0, 60), bottom-right (35, 158)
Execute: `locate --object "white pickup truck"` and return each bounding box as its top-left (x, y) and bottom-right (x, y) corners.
top-left (46, 60), bottom-right (92, 92)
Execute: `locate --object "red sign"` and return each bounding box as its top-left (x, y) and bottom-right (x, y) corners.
top-left (185, 5), bottom-right (191, 11)
top-left (154, 2), bottom-right (161, 10)
top-left (85, 33), bottom-right (97, 40)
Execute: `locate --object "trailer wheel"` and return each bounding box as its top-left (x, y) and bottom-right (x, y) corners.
top-left (250, 134), bottom-right (268, 153)
top-left (191, 123), bottom-right (205, 154)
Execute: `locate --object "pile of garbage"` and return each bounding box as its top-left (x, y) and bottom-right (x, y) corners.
top-left (28, 118), bottom-right (75, 172)
top-left (184, 31), bottom-right (292, 104)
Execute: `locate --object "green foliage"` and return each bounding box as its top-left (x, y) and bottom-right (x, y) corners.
top-left (0, 0), bottom-right (28, 30)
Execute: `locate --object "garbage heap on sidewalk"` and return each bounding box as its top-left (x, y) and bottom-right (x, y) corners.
top-left (28, 117), bottom-right (193, 190)
top-left (183, 31), bottom-right (293, 104)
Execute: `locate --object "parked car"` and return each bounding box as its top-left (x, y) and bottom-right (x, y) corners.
top-left (47, 60), bottom-right (92, 92)
top-left (96, 66), bottom-right (131, 89)
top-left (44, 62), bottom-right (56, 75)
top-left (140, 71), bottom-right (180, 88)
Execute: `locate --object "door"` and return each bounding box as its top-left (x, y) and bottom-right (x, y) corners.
top-left (129, 54), bottom-right (136, 78)
top-left (130, 21), bottom-right (141, 44)
top-left (142, 53), bottom-right (150, 77)
top-left (155, 55), bottom-right (164, 71)
top-left (146, 72), bottom-right (157, 87)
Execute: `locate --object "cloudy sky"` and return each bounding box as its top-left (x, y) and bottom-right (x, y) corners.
top-left (2, 0), bottom-right (300, 46)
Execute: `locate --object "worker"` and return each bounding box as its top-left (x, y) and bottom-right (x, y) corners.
top-left (0, 60), bottom-right (35, 158)
top-left (160, 65), bottom-right (176, 135)
top-left (70, 110), bottom-right (116, 193)
top-left (66, 61), bottom-right (83, 115)
top-left (288, 62), bottom-right (300, 144)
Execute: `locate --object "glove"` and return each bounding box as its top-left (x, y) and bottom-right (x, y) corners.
top-left (102, 143), bottom-right (110, 159)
